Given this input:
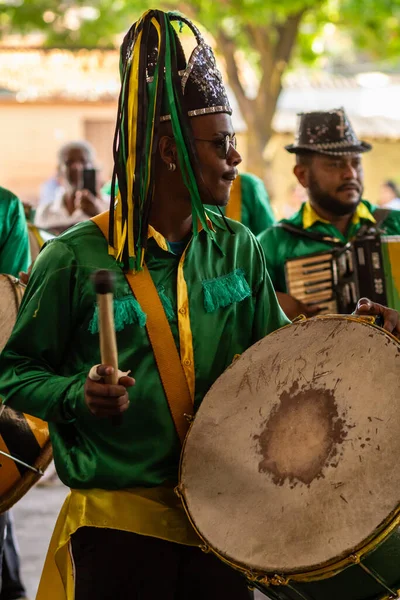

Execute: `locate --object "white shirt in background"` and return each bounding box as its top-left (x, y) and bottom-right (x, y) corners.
top-left (384, 198), bottom-right (400, 211)
top-left (34, 187), bottom-right (109, 231)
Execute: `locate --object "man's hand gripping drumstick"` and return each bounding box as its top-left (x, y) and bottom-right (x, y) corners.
top-left (84, 270), bottom-right (135, 419)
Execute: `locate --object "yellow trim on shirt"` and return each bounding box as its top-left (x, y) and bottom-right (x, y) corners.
top-left (302, 202), bottom-right (330, 228)
top-left (354, 201), bottom-right (376, 225)
top-left (36, 487), bottom-right (200, 600)
top-left (177, 245), bottom-right (195, 401)
top-left (148, 216), bottom-right (214, 246)
top-left (302, 201), bottom-right (376, 229)
top-left (147, 224), bottom-right (169, 251)
top-left (147, 218), bottom-right (212, 403)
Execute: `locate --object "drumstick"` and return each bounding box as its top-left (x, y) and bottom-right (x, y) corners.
top-left (92, 269), bottom-right (122, 426)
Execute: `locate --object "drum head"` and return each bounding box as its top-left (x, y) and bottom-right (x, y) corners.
top-left (0, 274), bottom-right (52, 513)
top-left (180, 316), bottom-right (400, 574)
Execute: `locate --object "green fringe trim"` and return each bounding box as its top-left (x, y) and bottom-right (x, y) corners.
top-left (202, 269), bottom-right (251, 313)
top-left (89, 295), bottom-right (147, 333)
top-left (157, 285), bottom-right (175, 322)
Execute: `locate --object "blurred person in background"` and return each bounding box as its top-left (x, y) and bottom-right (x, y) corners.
top-left (0, 186), bottom-right (30, 599)
top-left (34, 141), bottom-right (108, 234)
top-left (38, 172), bottom-right (62, 207)
top-left (379, 180), bottom-right (400, 210)
top-left (258, 108), bottom-right (400, 320)
top-left (0, 515), bottom-right (28, 600)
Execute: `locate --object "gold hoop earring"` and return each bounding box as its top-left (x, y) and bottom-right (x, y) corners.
top-left (167, 163), bottom-right (176, 172)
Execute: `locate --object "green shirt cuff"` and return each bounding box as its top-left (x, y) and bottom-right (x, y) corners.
top-left (60, 373), bottom-right (88, 423)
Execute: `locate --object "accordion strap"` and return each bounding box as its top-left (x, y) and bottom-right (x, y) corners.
top-left (373, 208), bottom-right (391, 226)
top-left (356, 208), bottom-right (391, 237)
top-left (278, 222), bottom-right (345, 247)
top-left (279, 208), bottom-right (390, 247)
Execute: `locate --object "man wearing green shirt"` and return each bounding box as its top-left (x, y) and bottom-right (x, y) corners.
top-left (1, 33), bottom-right (399, 598)
top-left (0, 187), bottom-right (30, 277)
top-left (0, 186), bottom-right (30, 599)
top-left (258, 108), bottom-right (400, 319)
top-left (0, 12), bottom-right (289, 600)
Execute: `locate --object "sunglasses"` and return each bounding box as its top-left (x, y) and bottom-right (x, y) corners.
top-left (195, 134), bottom-right (237, 159)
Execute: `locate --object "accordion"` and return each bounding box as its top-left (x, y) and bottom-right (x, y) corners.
top-left (285, 235), bottom-right (400, 314)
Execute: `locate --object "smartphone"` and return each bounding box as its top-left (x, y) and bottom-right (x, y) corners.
top-left (82, 168), bottom-right (97, 196)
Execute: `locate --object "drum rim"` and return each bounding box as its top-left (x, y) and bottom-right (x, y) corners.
top-left (177, 481), bottom-right (400, 584)
top-left (0, 273), bottom-right (25, 298)
top-left (178, 314), bottom-right (400, 584)
top-left (0, 439), bottom-right (53, 514)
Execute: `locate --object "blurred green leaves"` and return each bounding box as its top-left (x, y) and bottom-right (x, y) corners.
top-left (4, 0), bottom-right (399, 178)
top-left (2, 0), bottom-right (399, 66)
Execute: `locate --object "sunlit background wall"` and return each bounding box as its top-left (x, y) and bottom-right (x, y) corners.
top-left (1, 0), bottom-right (400, 218)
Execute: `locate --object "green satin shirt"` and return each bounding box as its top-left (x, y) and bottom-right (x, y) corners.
top-left (0, 186), bottom-right (30, 276)
top-left (0, 211), bottom-right (288, 490)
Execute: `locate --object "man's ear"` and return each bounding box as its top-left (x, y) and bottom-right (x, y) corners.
top-left (294, 164), bottom-right (308, 189)
top-left (159, 136), bottom-right (177, 167)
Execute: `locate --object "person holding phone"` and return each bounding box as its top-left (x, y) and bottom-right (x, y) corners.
top-left (35, 141), bottom-right (109, 234)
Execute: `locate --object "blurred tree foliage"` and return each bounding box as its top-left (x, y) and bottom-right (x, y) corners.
top-left (3, 0), bottom-right (400, 179)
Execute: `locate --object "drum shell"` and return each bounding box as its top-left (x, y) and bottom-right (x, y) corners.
top-left (255, 525), bottom-right (400, 600)
top-left (0, 273), bottom-right (52, 513)
top-left (0, 415), bottom-right (52, 514)
top-left (0, 274), bottom-right (24, 351)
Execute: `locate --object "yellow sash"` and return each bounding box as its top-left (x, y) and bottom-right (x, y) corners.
top-left (35, 214), bottom-right (197, 599)
top-left (91, 212), bottom-right (193, 444)
top-left (225, 174), bottom-right (242, 222)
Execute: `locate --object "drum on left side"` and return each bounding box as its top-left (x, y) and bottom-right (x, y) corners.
top-left (0, 274), bottom-right (52, 514)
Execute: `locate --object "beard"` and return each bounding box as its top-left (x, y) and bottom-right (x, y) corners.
top-left (308, 171), bottom-right (363, 217)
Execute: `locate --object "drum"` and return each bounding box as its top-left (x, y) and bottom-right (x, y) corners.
top-left (0, 274), bottom-right (52, 514)
top-left (28, 223), bottom-right (54, 261)
top-left (0, 274), bottom-right (24, 350)
top-left (178, 316), bottom-right (400, 600)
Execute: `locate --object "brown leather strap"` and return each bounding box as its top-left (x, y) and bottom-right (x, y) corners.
top-left (278, 222), bottom-right (344, 246)
top-left (91, 212), bottom-right (193, 444)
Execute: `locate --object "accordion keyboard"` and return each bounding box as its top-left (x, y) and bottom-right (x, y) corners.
top-left (285, 252), bottom-right (338, 314)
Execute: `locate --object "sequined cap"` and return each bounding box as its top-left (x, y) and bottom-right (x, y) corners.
top-left (111, 10), bottom-right (228, 272)
top-left (285, 108), bottom-right (372, 156)
top-left (147, 15), bottom-right (231, 121)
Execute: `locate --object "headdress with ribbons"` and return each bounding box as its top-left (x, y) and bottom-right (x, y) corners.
top-left (108, 10), bottom-right (232, 271)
